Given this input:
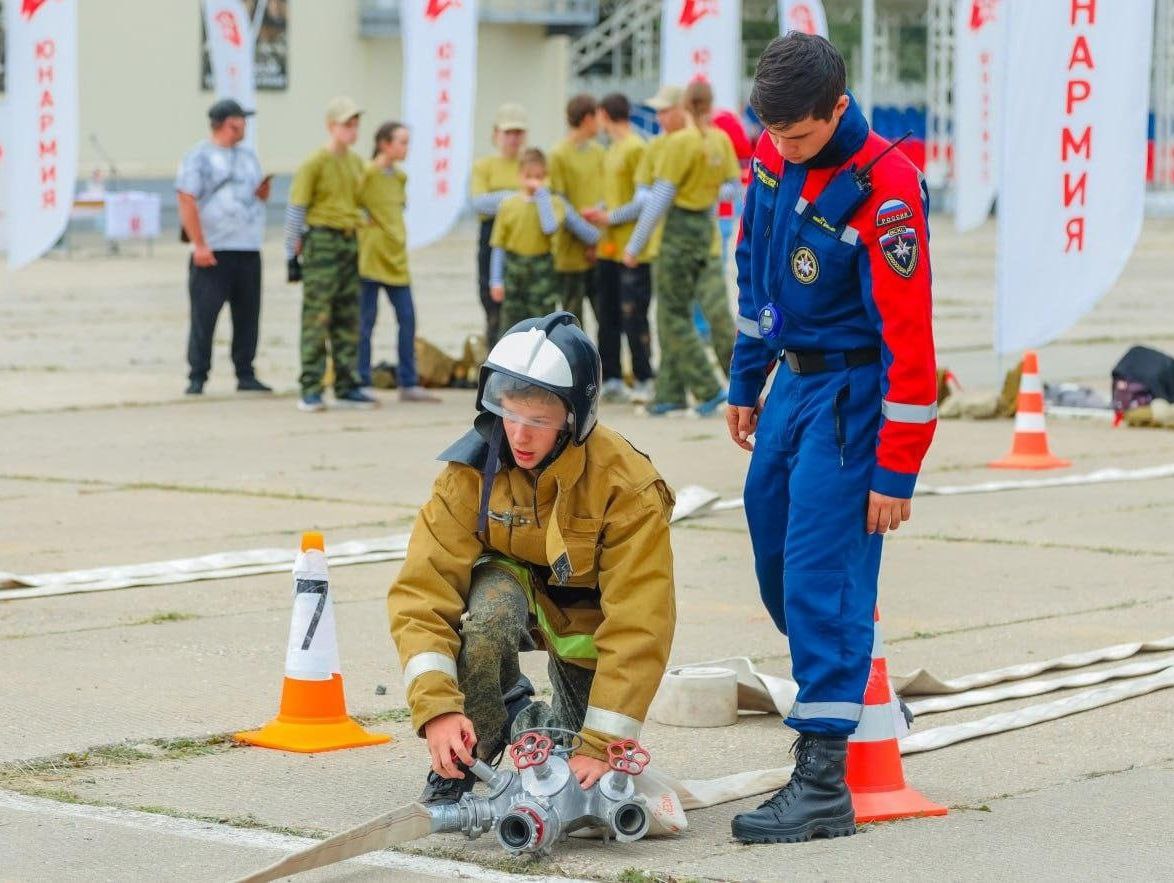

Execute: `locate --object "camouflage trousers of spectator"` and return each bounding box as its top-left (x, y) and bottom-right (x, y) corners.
top-left (558, 268), bottom-right (595, 328)
top-left (501, 253), bottom-right (560, 331)
top-left (653, 207), bottom-right (724, 405)
top-left (697, 252), bottom-right (736, 375)
top-left (458, 554), bottom-right (594, 762)
top-left (300, 227), bottom-right (360, 397)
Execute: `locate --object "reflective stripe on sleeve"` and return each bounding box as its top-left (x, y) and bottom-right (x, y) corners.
top-left (787, 700), bottom-right (863, 723)
top-left (881, 400), bottom-right (939, 424)
top-left (583, 706), bottom-right (643, 739)
top-left (736, 314), bottom-right (763, 338)
top-left (402, 651), bottom-right (457, 689)
top-left (840, 225), bottom-right (860, 245)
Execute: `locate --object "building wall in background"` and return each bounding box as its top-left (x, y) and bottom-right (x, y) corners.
top-left (70, 0), bottom-right (568, 179)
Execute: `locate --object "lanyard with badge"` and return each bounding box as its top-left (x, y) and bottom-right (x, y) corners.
top-left (755, 132), bottom-right (912, 346)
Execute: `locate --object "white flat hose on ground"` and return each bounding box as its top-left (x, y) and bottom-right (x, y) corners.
top-left (700, 464), bottom-right (1174, 513)
top-left (0, 482), bottom-right (719, 601)
top-left (899, 665), bottom-right (1174, 754)
top-left (906, 655), bottom-right (1174, 715)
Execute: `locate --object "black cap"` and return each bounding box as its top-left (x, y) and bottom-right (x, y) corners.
top-left (208, 98), bottom-right (254, 123)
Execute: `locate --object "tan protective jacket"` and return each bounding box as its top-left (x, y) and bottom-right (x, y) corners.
top-left (388, 424), bottom-right (676, 759)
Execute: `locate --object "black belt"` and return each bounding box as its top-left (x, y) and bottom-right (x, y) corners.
top-left (783, 347), bottom-right (881, 374)
top-left (306, 226), bottom-right (355, 238)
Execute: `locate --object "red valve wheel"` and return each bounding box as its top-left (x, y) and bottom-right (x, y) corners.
top-left (606, 738), bottom-right (650, 775)
top-left (509, 731), bottom-right (554, 770)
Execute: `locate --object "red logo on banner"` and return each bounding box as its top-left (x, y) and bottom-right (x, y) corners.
top-left (214, 10), bottom-right (244, 47)
top-left (425, 0), bottom-right (461, 21)
top-left (21, 0), bottom-right (50, 19)
top-left (787, 4), bottom-right (818, 34)
top-left (678, 0), bottom-right (718, 28)
top-left (969, 0), bottom-right (998, 31)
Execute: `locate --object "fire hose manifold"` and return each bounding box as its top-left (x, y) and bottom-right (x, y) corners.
top-left (429, 728), bottom-right (653, 855)
top-left (237, 728), bottom-right (655, 881)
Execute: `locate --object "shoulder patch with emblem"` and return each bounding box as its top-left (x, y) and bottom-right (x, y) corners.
top-left (875, 198), bottom-right (913, 227)
top-left (879, 225), bottom-right (918, 278)
top-left (790, 246), bottom-right (819, 284)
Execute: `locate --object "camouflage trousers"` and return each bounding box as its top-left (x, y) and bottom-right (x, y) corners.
top-left (653, 207), bottom-right (724, 405)
top-left (300, 228), bottom-right (360, 396)
top-left (697, 252), bottom-right (736, 375)
top-left (501, 253), bottom-right (560, 332)
top-left (558, 268), bottom-right (596, 327)
top-left (458, 555), bottom-right (594, 761)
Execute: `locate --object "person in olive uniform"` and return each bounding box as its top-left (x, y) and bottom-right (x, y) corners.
top-left (548, 94), bottom-right (605, 328)
top-left (626, 81), bottom-right (740, 417)
top-left (357, 121), bottom-right (440, 403)
top-left (593, 92), bottom-right (655, 404)
top-left (487, 149), bottom-right (600, 331)
top-left (284, 96), bottom-right (378, 412)
top-left (470, 104), bottom-right (529, 346)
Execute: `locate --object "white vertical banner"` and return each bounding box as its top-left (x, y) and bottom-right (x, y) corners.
top-left (953, 0), bottom-right (1005, 232)
top-left (996, 0), bottom-right (1154, 355)
top-left (402, 0), bottom-right (478, 250)
top-left (660, 0), bottom-right (742, 111)
top-left (202, 0), bottom-right (258, 146)
top-left (4, 0), bottom-right (78, 270)
top-left (0, 101), bottom-right (9, 255)
top-left (778, 0), bottom-right (828, 37)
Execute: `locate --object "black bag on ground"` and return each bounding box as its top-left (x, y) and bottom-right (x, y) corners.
top-left (1111, 346), bottom-right (1174, 413)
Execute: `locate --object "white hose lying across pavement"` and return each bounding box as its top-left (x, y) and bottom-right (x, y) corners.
top-left (899, 665), bottom-right (1174, 754)
top-left (0, 482), bottom-right (723, 602)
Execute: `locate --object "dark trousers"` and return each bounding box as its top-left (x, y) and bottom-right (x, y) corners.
top-left (477, 219), bottom-right (501, 346)
top-left (187, 250), bottom-right (261, 383)
top-left (620, 262), bottom-right (654, 382)
top-left (595, 259), bottom-right (624, 381)
top-left (358, 280), bottom-right (417, 388)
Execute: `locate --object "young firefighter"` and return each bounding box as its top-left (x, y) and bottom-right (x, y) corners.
top-left (387, 311), bottom-right (676, 803)
top-left (726, 34), bottom-right (937, 843)
top-left (285, 96), bottom-right (378, 412)
top-left (356, 122), bottom-right (440, 403)
top-left (470, 104), bottom-right (529, 346)
top-left (626, 81), bottom-right (740, 417)
top-left (548, 94), bottom-right (606, 327)
top-left (593, 92), bottom-right (655, 405)
top-left (488, 149), bottom-right (599, 332)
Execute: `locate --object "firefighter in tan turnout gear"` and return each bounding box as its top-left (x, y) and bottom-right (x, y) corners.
top-left (388, 311), bottom-right (676, 803)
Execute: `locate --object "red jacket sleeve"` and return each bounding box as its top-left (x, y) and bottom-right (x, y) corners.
top-left (857, 166), bottom-right (937, 498)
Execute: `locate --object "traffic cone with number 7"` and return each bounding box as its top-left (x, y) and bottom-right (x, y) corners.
top-left (235, 532), bottom-right (390, 752)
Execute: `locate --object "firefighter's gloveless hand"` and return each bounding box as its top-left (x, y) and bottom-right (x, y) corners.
top-left (867, 491), bottom-right (912, 534)
top-left (423, 712), bottom-right (476, 779)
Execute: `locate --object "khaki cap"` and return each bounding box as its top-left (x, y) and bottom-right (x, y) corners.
top-left (645, 84), bottom-right (683, 111)
top-left (494, 103), bottom-right (528, 131)
top-left (325, 96), bottom-right (363, 125)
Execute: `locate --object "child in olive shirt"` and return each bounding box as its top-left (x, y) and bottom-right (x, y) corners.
top-left (488, 149), bottom-right (599, 331)
top-left (357, 122), bottom-right (440, 403)
top-left (284, 96), bottom-right (377, 412)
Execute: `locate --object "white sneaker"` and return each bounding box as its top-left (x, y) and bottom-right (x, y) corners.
top-left (628, 379), bottom-right (655, 404)
top-left (601, 378), bottom-right (630, 403)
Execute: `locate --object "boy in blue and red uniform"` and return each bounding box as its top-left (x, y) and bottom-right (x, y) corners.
top-left (726, 34), bottom-right (938, 844)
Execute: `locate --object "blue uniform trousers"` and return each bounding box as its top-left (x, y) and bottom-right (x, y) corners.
top-left (743, 359), bottom-right (884, 736)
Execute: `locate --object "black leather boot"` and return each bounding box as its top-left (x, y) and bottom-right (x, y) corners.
top-left (419, 763), bottom-right (476, 806)
top-left (731, 733), bottom-right (857, 844)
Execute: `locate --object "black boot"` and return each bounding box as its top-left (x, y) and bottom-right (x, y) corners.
top-left (731, 733), bottom-right (856, 844)
top-left (501, 674), bottom-right (535, 740)
top-left (419, 763), bottom-right (476, 806)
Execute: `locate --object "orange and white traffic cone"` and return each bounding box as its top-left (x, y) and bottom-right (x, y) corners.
top-left (235, 532), bottom-right (390, 753)
top-left (989, 351), bottom-right (1071, 470)
top-left (845, 610), bottom-right (947, 823)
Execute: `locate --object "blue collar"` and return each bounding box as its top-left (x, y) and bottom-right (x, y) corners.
top-left (804, 94), bottom-right (869, 169)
